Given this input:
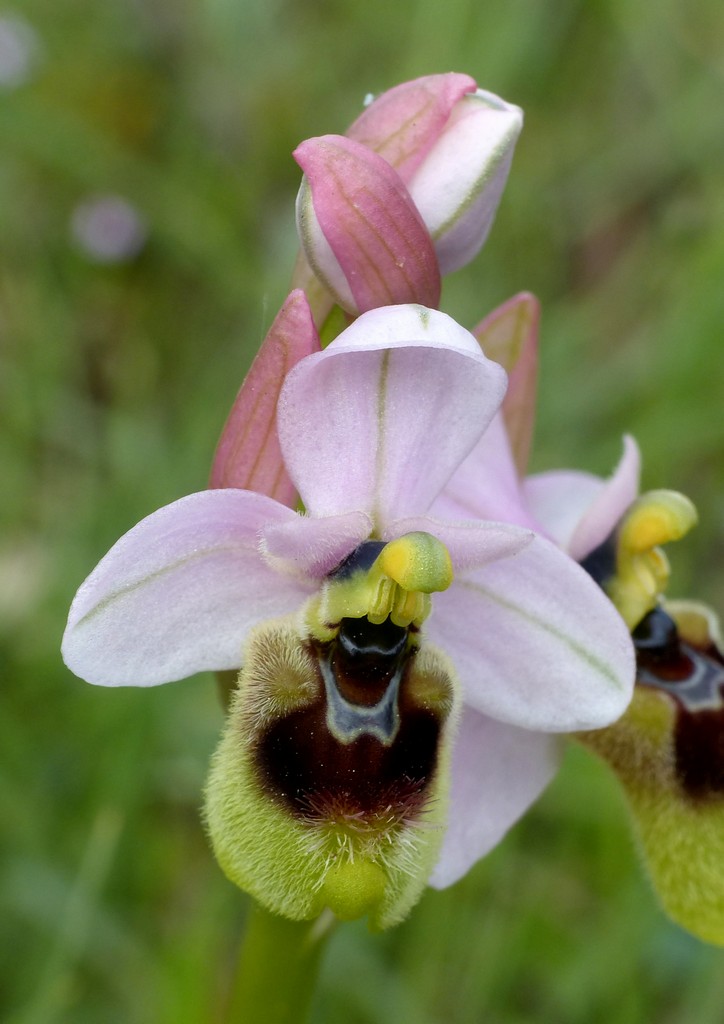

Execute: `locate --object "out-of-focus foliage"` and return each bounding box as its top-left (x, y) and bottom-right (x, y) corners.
top-left (2, 0), bottom-right (722, 1021)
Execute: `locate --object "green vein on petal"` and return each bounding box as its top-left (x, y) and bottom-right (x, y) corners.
top-left (372, 348), bottom-right (391, 533)
top-left (73, 543), bottom-right (256, 628)
top-left (458, 577), bottom-right (624, 691)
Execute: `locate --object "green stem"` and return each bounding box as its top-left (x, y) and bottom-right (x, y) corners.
top-left (227, 902), bottom-right (336, 1024)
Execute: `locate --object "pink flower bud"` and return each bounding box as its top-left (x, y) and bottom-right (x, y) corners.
top-left (349, 74), bottom-right (524, 274)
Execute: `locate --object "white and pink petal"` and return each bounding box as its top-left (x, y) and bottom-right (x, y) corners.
top-left (407, 89), bottom-right (523, 275)
top-left (434, 413), bottom-right (541, 530)
top-left (426, 533), bottom-right (635, 732)
top-left (277, 305), bottom-right (507, 529)
top-left (430, 709), bottom-right (561, 888)
top-left (525, 436), bottom-right (640, 559)
top-left (62, 490), bottom-right (313, 687)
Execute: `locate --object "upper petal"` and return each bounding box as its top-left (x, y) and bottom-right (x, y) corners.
top-left (426, 533), bottom-right (635, 731)
top-left (429, 709), bottom-right (561, 888)
top-left (261, 510), bottom-right (373, 580)
top-left (277, 305), bottom-right (507, 529)
top-left (62, 490), bottom-right (312, 687)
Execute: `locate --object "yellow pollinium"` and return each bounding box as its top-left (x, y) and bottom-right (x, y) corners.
top-left (377, 533), bottom-right (454, 594)
top-left (307, 532), bottom-right (453, 640)
top-left (607, 489), bottom-right (698, 630)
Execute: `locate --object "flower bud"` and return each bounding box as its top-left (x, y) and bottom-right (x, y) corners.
top-left (293, 75), bottom-right (522, 321)
top-left (348, 74), bottom-right (523, 274)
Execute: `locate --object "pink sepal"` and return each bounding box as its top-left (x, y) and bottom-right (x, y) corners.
top-left (346, 73), bottom-right (477, 181)
top-left (294, 135), bottom-right (441, 314)
top-left (209, 290), bottom-right (320, 506)
top-left (473, 292), bottom-right (540, 474)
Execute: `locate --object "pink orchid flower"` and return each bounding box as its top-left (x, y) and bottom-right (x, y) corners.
top-left (62, 300), bottom-right (634, 896)
top-left (294, 73), bottom-right (523, 315)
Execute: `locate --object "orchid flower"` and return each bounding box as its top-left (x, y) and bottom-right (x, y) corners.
top-left (539, 474), bottom-right (724, 947)
top-left (539, 470), bottom-right (724, 946)
top-left (293, 73), bottom-right (522, 318)
top-left (459, 291), bottom-right (724, 945)
top-left (62, 300), bottom-right (634, 928)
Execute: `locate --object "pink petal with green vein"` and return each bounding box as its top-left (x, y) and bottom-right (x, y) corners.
top-left (427, 533), bottom-right (635, 731)
top-left (295, 135), bottom-right (441, 314)
top-left (346, 73), bottom-right (476, 181)
top-left (210, 290), bottom-right (320, 505)
top-left (62, 490), bottom-right (312, 687)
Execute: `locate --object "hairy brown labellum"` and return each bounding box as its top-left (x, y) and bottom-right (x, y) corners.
top-left (206, 612), bottom-right (458, 926)
top-left (251, 615), bottom-right (452, 825)
top-left (634, 607), bottom-right (724, 800)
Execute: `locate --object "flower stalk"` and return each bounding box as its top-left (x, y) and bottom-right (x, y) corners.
top-left (227, 902), bottom-right (335, 1024)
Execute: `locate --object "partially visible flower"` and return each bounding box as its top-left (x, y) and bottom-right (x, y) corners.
top-left (0, 14), bottom-right (41, 89)
top-left (472, 319), bottom-right (724, 946)
top-left (71, 194), bottom-right (147, 264)
top-left (62, 302), bottom-right (634, 926)
top-left (572, 495), bottom-right (724, 947)
top-left (423, 292), bottom-right (645, 884)
top-left (293, 73), bottom-right (522, 317)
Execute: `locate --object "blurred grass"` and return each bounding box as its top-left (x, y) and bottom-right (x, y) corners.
top-left (1, 0), bottom-right (723, 1020)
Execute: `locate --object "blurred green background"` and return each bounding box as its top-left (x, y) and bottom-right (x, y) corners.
top-left (2, 0), bottom-right (723, 1020)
